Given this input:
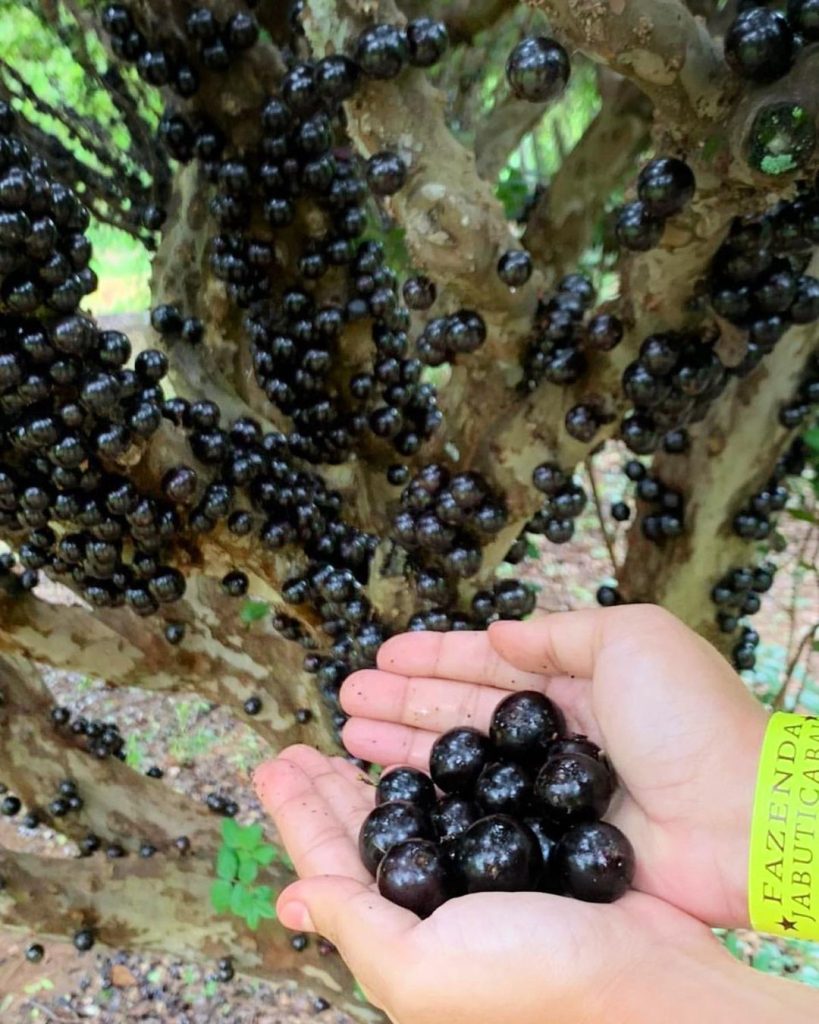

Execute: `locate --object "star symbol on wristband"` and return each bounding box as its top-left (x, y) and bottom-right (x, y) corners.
top-left (777, 917), bottom-right (798, 932)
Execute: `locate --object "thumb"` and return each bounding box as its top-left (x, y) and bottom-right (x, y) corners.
top-left (278, 876), bottom-right (417, 998)
top-left (488, 608), bottom-right (609, 679)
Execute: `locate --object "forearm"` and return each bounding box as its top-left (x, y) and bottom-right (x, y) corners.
top-left (611, 945), bottom-right (818, 1024)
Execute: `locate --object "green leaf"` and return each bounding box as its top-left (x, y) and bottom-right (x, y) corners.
top-left (221, 817), bottom-right (244, 848)
top-left (210, 879), bottom-right (234, 913)
top-left (254, 885), bottom-right (274, 902)
top-left (236, 822), bottom-right (265, 850)
top-left (230, 883), bottom-right (253, 917)
top-left (255, 901), bottom-right (277, 920)
top-left (525, 540), bottom-right (540, 560)
top-left (803, 427), bottom-right (819, 453)
top-left (787, 508), bottom-right (817, 524)
top-left (245, 908), bottom-right (261, 930)
top-left (252, 844), bottom-right (277, 866)
top-left (216, 847), bottom-right (239, 882)
top-left (240, 599), bottom-right (270, 625)
top-left (237, 852), bottom-right (259, 885)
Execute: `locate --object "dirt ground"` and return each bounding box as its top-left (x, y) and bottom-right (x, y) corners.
top-left (1, 450), bottom-right (818, 1022)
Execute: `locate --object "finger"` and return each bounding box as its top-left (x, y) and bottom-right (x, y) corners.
top-left (330, 755), bottom-right (375, 787)
top-left (277, 876), bottom-right (416, 1008)
top-left (342, 717), bottom-right (437, 771)
top-left (341, 667), bottom-right (596, 741)
top-left (254, 757), bottom-right (371, 882)
top-left (376, 631), bottom-right (548, 689)
top-left (279, 745), bottom-right (375, 841)
top-left (489, 605), bottom-right (706, 682)
top-left (341, 668), bottom-right (525, 732)
top-left (488, 611), bottom-right (605, 678)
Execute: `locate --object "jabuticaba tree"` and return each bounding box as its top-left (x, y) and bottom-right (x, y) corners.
top-left (0, 0), bottom-right (817, 1012)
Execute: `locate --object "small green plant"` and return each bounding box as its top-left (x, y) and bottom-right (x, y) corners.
top-left (210, 819), bottom-right (279, 930)
top-left (240, 599), bottom-right (270, 626)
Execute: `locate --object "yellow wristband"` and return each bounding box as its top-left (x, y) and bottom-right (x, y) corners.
top-left (748, 712), bottom-right (819, 940)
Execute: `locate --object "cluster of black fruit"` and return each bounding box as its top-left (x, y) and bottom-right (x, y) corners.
top-left (619, 326), bottom-right (727, 457)
top-left (622, 459), bottom-right (686, 544)
top-left (725, 3), bottom-right (819, 84)
top-left (525, 460), bottom-right (588, 546)
top-left (616, 156), bottom-right (696, 254)
top-left (0, 94), bottom-right (388, 688)
top-left (732, 436), bottom-right (807, 542)
top-left (711, 562), bottom-right (775, 671)
top-left (102, 3), bottom-right (259, 100)
top-left (392, 466), bottom-right (508, 582)
top-left (136, 12), bottom-right (450, 467)
top-left (519, 271), bottom-right (624, 408)
top-left (710, 202), bottom-right (819, 380)
top-left (779, 350), bottom-right (819, 431)
top-left (359, 691), bottom-right (634, 918)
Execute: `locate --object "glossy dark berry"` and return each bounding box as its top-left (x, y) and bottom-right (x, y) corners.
top-left (366, 152), bottom-right (407, 196)
top-left (506, 37), bottom-right (570, 103)
top-left (73, 928), bottom-right (95, 952)
top-left (616, 201), bottom-right (664, 252)
top-left (222, 570), bottom-right (249, 597)
top-left (430, 795), bottom-right (481, 843)
top-left (25, 944), bottom-right (45, 963)
top-left (490, 691), bottom-right (566, 768)
top-left (586, 314), bottom-right (624, 352)
top-left (637, 158), bottom-right (695, 218)
top-left (1, 795), bottom-right (21, 816)
top-left (243, 696), bottom-right (263, 716)
top-left (474, 761), bottom-right (532, 816)
top-left (453, 815), bottom-right (541, 893)
top-left (403, 275), bottom-right (436, 310)
top-left (565, 404), bottom-right (599, 443)
top-left (355, 24), bottom-right (409, 80)
top-left (724, 9), bottom-right (795, 83)
top-left (377, 838), bottom-right (451, 917)
top-left (555, 821), bottom-right (635, 902)
top-left (497, 250), bottom-right (533, 288)
top-left (376, 767), bottom-right (436, 810)
top-left (533, 752), bottom-right (613, 826)
top-left (359, 801), bottom-right (431, 875)
top-left (429, 727), bottom-right (493, 794)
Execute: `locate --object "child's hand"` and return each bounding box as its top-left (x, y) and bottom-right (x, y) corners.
top-left (341, 605), bottom-right (766, 929)
top-left (255, 745), bottom-right (725, 1024)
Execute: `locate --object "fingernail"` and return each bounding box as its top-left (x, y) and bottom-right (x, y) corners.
top-left (279, 899), bottom-right (315, 932)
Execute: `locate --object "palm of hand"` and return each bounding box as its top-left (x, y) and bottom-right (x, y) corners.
top-left (339, 607), bottom-right (766, 928)
top-left (255, 745), bottom-right (714, 1024)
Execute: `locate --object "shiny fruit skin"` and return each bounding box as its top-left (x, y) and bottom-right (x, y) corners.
top-left (556, 821), bottom-right (635, 902)
top-left (359, 800), bottom-right (431, 875)
top-left (533, 752), bottom-right (614, 826)
top-left (490, 690), bottom-right (566, 768)
top-left (453, 814), bottom-right (542, 894)
top-left (429, 727), bottom-right (493, 794)
top-left (377, 838), bottom-right (452, 918)
top-left (376, 766), bottom-right (436, 810)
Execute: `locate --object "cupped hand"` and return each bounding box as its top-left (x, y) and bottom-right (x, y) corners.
top-left (254, 745), bottom-right (724, 1024)
top-left (340, 605), bottom-right (767, 929)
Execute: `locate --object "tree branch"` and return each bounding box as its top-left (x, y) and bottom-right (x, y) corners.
top-left (0, 848), bottom-right (383, 1022)
top-left (0, 580), bottom-right (332, 752)
top-left (618, 323), bottom-right (819, 645)
top-left (523, 76), bottom-right (651, 282)
top-left (0, 656), bottom-right (220, 852)
top-left (527, 0), bottom-right (729, 131)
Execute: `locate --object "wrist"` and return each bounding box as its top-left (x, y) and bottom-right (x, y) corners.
top-left (718, 699), bottom-right (768, 929)
top-left (608, 939), bottom-right (815, 1024)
